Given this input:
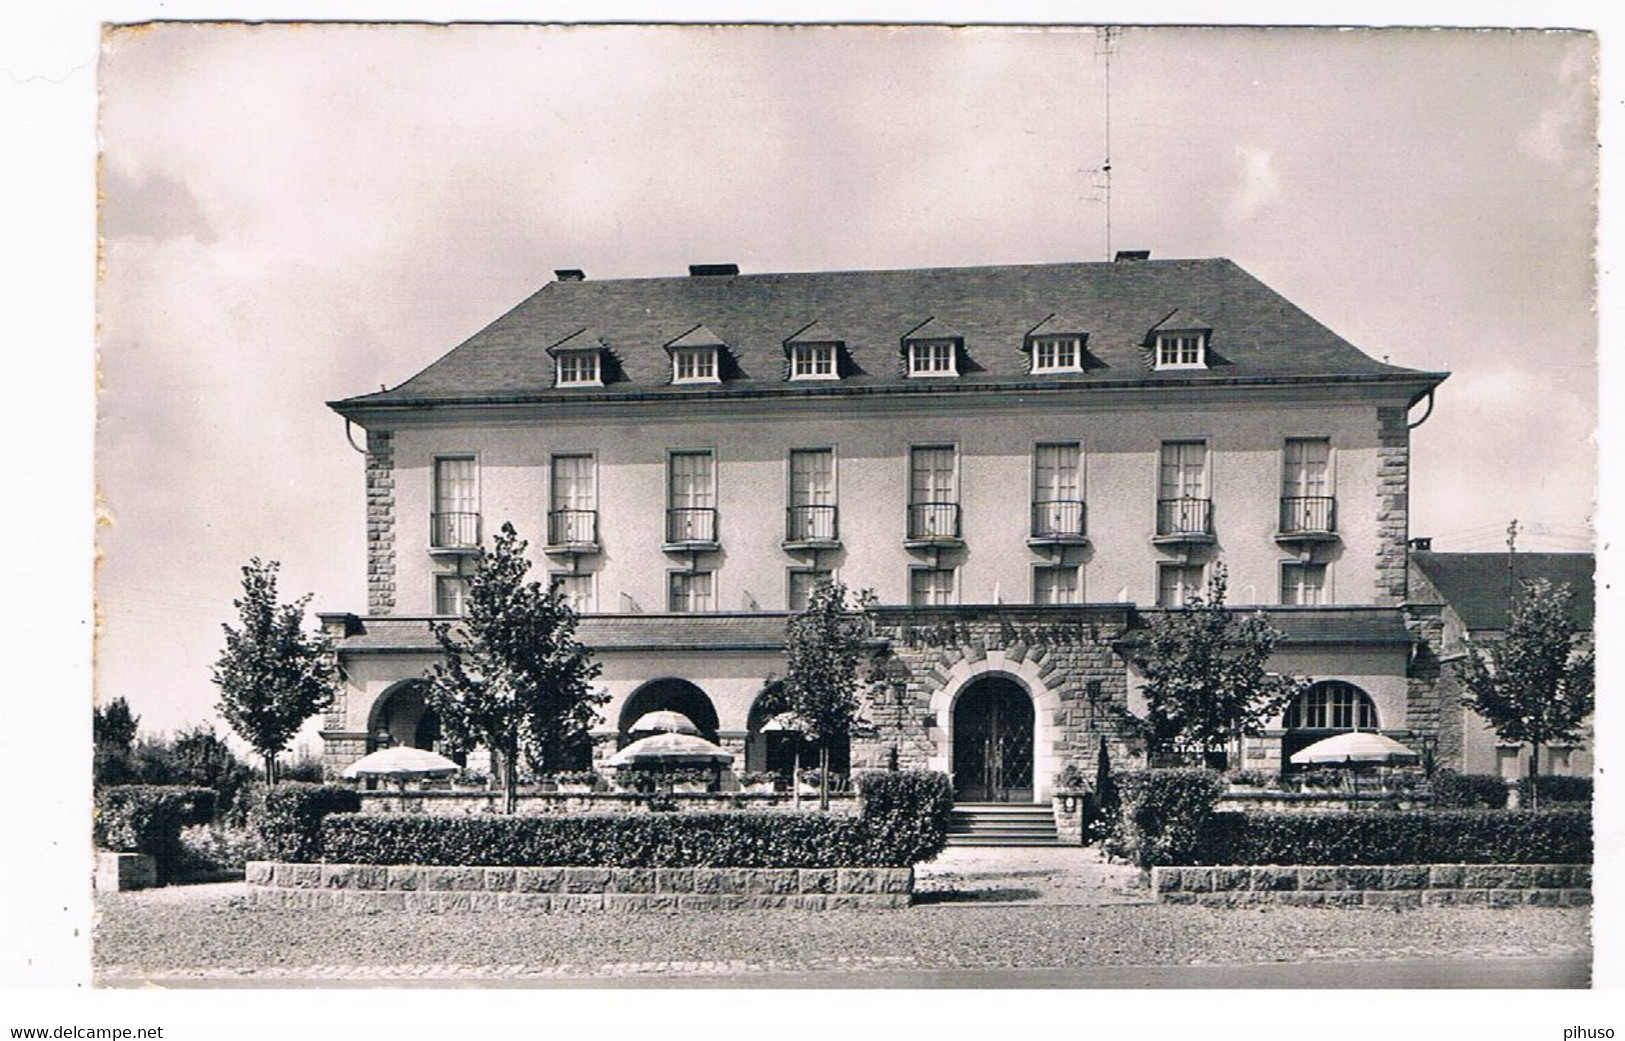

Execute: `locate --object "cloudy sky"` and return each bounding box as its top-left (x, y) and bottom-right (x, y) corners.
top-left (96, 24), bottom-right (1597, 739)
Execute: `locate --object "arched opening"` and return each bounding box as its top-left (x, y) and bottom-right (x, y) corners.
top-left (951, 675), bottom-right (1035, 803)
top-left (618, 678), bottom-right (721, 747)
top-left (367, 680), bottom-right (463, 764)
top-left (1282, 680), bottom-right (1380, 769)
top-left (743, 685), bottom-right (849, 781)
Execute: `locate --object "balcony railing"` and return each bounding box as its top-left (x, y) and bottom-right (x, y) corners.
top-left (786, 504), bottom-right (839, 544)
top-left (430, 511), bottom-right (481, 551)
top-left (1279, 496), bottom-right (1337, 536)
top-left (1155, 497), bottom-right (1213, 538)
top-left (665, 506), bottom-right (718, 546)
top-left (547, 508), bottom-right (599, 548)
top-left (1030, 499), bottom-right (1087, 540)
top-left (907, 502), bottom-right (962, 542)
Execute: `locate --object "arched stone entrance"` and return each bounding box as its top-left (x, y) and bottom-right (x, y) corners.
top-left (926, 653), bottom-right (1064, 803)
top-left (951, 676), bottom-right (1035, 802)
top-left (367, 679), bottom-right (453, 758)
top-left (1281, 680), bottom-right (1381, 770)
top-left (744, 686), bottom-right (850, 779)
top-left (618, 678), bottom-right (721, 746)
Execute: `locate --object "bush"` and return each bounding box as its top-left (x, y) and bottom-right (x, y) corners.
top-left (1103, 769), bottom-right (1224, 869)
top-left (857, 770), bottom-right (954, 865)
top-left (1194, 808), bottom-right (1591, 866)
top-left (1053, 763), bottom-right (1090, 790)
top-left (1518, 775), bottom-right (1592, 807)
top-left (247, 782), bottom-right (361, 862)
top-left (177, 824), bottom-right (266, 875)
top-left (93, 786), bottom-right (216, 882)
top-left (547, 771), bottom-right (601, 788)
top-left (1224, 769), bottom-right (1276, 788)
top-left (1431, 771), bottom-right (1510, 809)
top-left (322, 812), bottom-right (884, 868)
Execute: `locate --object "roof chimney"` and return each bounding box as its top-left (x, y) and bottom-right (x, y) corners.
top-left (554, 269), bottom-right (586, 282)
top-left (688, 263), bottom-right (740, 277)
top-left (1409, 537), bottom-right (1433, 552)
top-left (1114, 250), bottom-right (1150, 263)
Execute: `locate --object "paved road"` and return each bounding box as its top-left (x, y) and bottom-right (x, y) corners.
top-left (100, 955), bottom-right (1590, 989)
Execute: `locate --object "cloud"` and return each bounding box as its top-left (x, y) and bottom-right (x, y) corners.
top-left (1226, 145), bottom-right (1282, 224)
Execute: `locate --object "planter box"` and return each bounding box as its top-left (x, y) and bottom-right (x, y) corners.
top-left (95, 851), bottom-right (157, 892)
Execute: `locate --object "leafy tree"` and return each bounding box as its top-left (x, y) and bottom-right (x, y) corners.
top-left (1460, 579), bottom-right (1594, 811)
top-left (213, 559), bottom-right (340, 784)
top-left (763, 581), bottom-right (877, 811)
top-left (1131, 565), bottom-right (1305, 769)
top-left (93, 696), bottom-right (140, 785)
top-left (425, 523), bottom-right (605, 814)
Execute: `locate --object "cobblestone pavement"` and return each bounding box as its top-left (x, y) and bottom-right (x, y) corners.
top-left (94, 845), bottom-right (1590, 985)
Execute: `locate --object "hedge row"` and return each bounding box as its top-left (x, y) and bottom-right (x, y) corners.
top-left (1517, 775), bottom-right (1592, 806)
top-left (1193, 809), bottom-right (1592, 866)
top-left (248, 783), bottom-right (361, 862)
top-left (309, 770), bottom-right (955, 868)
top-left (1103, 769), bottom-right (1224, 869)
top-left (93, 786), bottom-right (216, 881)
top-left (1430, 772), bottom-right (1510, 809)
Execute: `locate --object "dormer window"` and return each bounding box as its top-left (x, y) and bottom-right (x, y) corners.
top-left (555, 349), bottom-right (602, 387)
top-left (1031, 335), bottom-right (1084, 374)
top-left (790, 342), bottom-right (838, 380)
top-left (672, 347), bottom-right (720, 384)
top-left (1155, 332), bottom-right (1207, 370)
top-left (907, 339), bottom-right (959, 377)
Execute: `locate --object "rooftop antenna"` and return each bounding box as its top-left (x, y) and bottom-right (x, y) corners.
top-left (1095, 26), bottom-right (1119, 260)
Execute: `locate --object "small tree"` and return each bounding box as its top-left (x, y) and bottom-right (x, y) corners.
top-left (1460, 579), bottom-right (1594, 811)
top-left (1089, 736), bottom-right (1120, 842)
top-left (424, 523), bottom-right (605, 814)
top-left (1132, 565), bottom-right (1304, 769)
top-left (213, 559), bottom-right (339, 784)
top-left (765, 581), bottom-right (876, 811)
top-left (93, 696), bottom-right (140, 786)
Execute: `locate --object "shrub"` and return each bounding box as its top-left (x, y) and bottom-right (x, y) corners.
top-left (857, 770), bottom-right (954, 865)
top-left (1103, 769), bottom-right (1224, 869)
top-left (1517, 775), bottom-right (1592, 807)
top-left (322, 812), bottom-right (883, 868)
top-left (279, 749), bottom-right (328, 783)
top-left (1224, 769), bottom-right (1276, 788)
top-left (93, 786), bottom-right (216, 881)
top-left (1194, 808), bottom-right (1591, 866)
top-left (247, 782), bottom-right (361, 862)
top-left (177, 824), bottom-right (266, 875)
top-left (546, 771), bottom-right (602, 788)
top-left (1053, 763), bottom-right (1090, 790)
top-left (1431, 771), bottom-right (1510, 809)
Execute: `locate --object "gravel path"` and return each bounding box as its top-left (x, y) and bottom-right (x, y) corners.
top-left (94, 887), bottom-right (1590, 983)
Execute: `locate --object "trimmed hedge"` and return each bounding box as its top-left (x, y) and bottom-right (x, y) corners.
top-left (93, 786), bottom-right (216, 881)
top-left (315, 770), bottom-right (955, 868)
top-left (1430, 771), bottom-right (1510, 809)
top-left (248, 783), bottom-right (361, 862)
top-left (1517, 775), bottom-right (1592, 807)
top-left (856, 770), bottom-right (955, 865)
top-left (1104, 769), bottom-right (1224, 869)
top-left (1192, 809), bottom-right (1592, 867)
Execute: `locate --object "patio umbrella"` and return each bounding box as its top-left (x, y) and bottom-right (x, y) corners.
top-left (342, 746), bottom-right (462, 779)
top-left (1289, 731), bottom-right (1420, 766)
top-left (627, 710), bottom-right (701, 735)
top-left (759, 713), bottom-right (803, 733)
top-left (607, 731), bottom-right (734, 767)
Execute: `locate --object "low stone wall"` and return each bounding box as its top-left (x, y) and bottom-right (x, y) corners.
top-left (1217, 790), bottom-right (1431, 813)
top-left (245, 861), bottom-right (912, 911)
top-left (1152, 864), bottom-right (1592, 907)
top-left (95, 852), bottom-right (157, 892)
top-left (358, 790), bottom-right (862, 817)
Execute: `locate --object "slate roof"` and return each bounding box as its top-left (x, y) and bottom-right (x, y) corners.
top-left (1411, 552), bottom-right (1595, 632)
top-left (1124, 606), bottom-right (1416, 647)
top-left (334, 614), bottom-right (794, 654)
top-left (330, 258), bottom-right (1444, 411)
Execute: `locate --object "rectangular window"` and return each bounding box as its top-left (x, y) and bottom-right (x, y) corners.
top-left (909, 567), bottom-right (956, 606)
top-left (791, 343), bottom-right (838, 380)
top-left (434, 575), bottom-right (469, 616)
top-left (909, 445), bottom-right (958, 539)
top-left (1033, 565), bottom-right (1081, 605)
top-left (1033, 441), bottom-right (1083, 536)
top-left (788, 568), bottom-right (832, 611)
top-left (1155, 333), bottom-right (1206, 369)
top-left (1157, 563), bottom-right (1205, 607)
top-left (668, 450), bottom-right (717, 543)
top-left (669, 571), bottom-right (715, 613)
top-left (672, 347), bottom-right (719, 384)
top-left (433, 456), bottom-right (479, 548)
top-left (907, 339), bottom-right (958, 376)
top-left (1282, 438), bottom-right (1332, 497)
top-left (555, 350), bottom-right (601, 387)
top-left (1032, 336), bottom-right (1083, 373)
top-left (550, 572), bottom-right (594, 613)
top-left (1158, 441), bottom-right (1207, 500)
top-left (1280, 562), bottom-right (1327, 606)
top-left (788, 448), bottom-right (836, 541)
